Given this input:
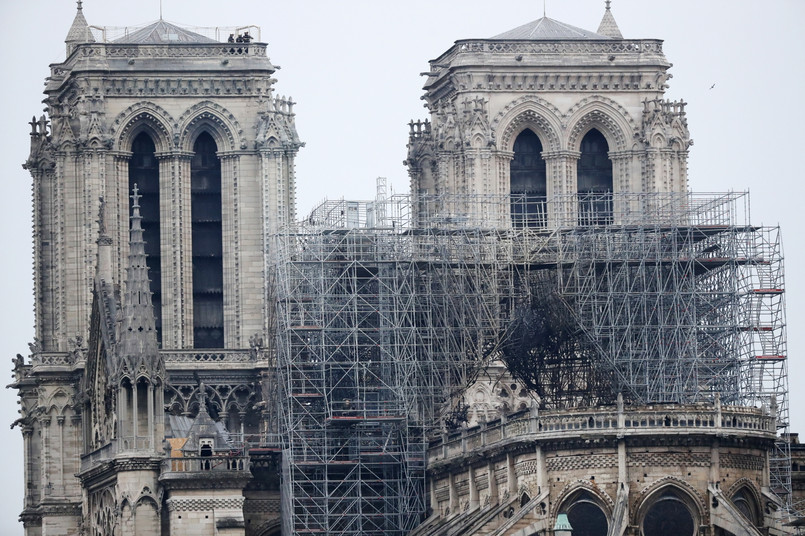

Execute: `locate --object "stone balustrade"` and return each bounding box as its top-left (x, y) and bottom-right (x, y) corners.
top-left (162, 349), bottom-right (265, 367)
top-left (428, 403), bottom-right (776, 466)
top-left (161, 455), bottom-right (250, 474)
top-left (77, 43), bottom-right (268, 60)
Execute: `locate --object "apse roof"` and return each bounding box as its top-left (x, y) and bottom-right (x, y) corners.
top-left (492, 17), bottom-right (611, 40)
top-left (113, 19), bottom-right (218, 44)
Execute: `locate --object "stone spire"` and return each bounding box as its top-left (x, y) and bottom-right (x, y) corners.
top-left (597, 0), bottom-right (624, 39)
top-left (116, 185), bottom-right (164, 380)
top-left (65, 0), bottom-right (95, 56)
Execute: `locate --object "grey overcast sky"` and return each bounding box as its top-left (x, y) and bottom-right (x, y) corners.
top-left (1, 1), bottom-right (803, 533)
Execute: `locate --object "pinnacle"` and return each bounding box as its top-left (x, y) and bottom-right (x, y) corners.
top-left (597, 1), bottom-right (623, 39)
top-left (117, 185), bottom-right (163, 380)
top-left (66, 0), bottom-right (95, 48)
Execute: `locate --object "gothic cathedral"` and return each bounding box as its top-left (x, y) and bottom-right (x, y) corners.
top-left (13, 2), bottom-right (795, 536)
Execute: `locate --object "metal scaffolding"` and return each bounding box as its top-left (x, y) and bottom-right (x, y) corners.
top-left (270, 190), bottom-right (791, 533)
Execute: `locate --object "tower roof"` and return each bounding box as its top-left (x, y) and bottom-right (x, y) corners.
top-left (597, 1), bottom-right (624, 39)
top-left (116, 185), bottom-right (163, 380)
top-left (65, 1), bottom-right (95, 46)
top-left (114, 19), bottom-right (218, 44)
top-left (492, 16), bottom-right (611, 40)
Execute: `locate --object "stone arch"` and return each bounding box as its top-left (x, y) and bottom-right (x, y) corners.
top-left (178, 101), bottom-right (242, 152)
top-left (111, 102), bottom-right (176, 153)
top-left (44, 388), bottom-right (72, 416)
top-left (493, 96), bottom-right (563, 152)
top-left (134, 495), bottom-right (160, 535)
top-left (634, 477), bottom-right (707, 532)
top-left (554, 479), bottom-right (615, 518)
top-left (255, 518), bottom-right (282, 536)
top-left (554, 481), bottom-right (612, 536)
top-left (565, 96), bottom-right (636, 153)
top-left (726, 478), bottom-right (762, 526)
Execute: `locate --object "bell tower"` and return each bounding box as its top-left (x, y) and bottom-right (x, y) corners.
top-left (14, 2), bottom-right (300, 534)
top-left (406, 2), bottom-right (691, 228)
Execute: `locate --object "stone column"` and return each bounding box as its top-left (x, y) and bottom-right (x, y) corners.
top-left (41, 416), bottom-right (51, 498)
top-left (132, 383), bottom-right (139, 447)
top-left (507, 453), bottom-right (517, 498)
top-left (448, 473), bottom-right (459, 513)
top-left (488, 461), bottom-right (499, 505)
top-left (543, 151), bottom-right (580, 228)
top-left (56, 415), bottom-right (65, 496)
top-left (535, 444), bottom-right (546, 495)
top-left (147, 382), bottom-right (154, 452)
top-left (220, 152), bottom-right (242, 348)
top-left (494, 150), bottom-right (514, 228)
top-left (157, 151), bottom-right (194, 348)
top-left (22, 426), bottom-right (33, 507)
top-left (110, 151), bottom-right (132, 288)
top-left (469, 466), bottom-right (479, 508)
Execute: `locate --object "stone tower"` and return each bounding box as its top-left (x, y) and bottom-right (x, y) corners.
top-left (13, 2), bottom-right (299, 534)
top-left (406, 3), bottom-right (691, 228)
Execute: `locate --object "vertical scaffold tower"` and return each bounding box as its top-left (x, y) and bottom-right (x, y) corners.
top-left (271, 191), bottom-right (791, 532)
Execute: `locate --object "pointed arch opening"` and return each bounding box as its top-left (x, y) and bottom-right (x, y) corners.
top-left (558, 490), bottom-right (608, 536)
top-left (191, 132), bottom-right (224, 349)
top-left (129, 132), bottom-right (162, 343)
top-left (510, 129), bottom-right (547, 228)
top-left (577, 129), bottom-right (613, 226)
top-left (730, 486), bottom-right (760, 527)
top-left (640, 487), bottom-right (697, 536)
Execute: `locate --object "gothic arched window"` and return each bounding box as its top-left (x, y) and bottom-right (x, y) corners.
top-left (510, 129), bottom-right (547, 228)
top-left (641, 489), bottom-right (696, 536)
top-left (731, 487), bottom-right (760, 527)
top-left (191, 132), bottom-right (224, 348)
top-left (577, 128), bottom-right (613, 225)
top-left (559, 491), bottom-right (608, 536)
top-left (129, 132), bottom-right (161, 343)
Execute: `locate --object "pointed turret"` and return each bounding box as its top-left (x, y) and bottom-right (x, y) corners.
top-left (597, 0), bottom-right (624, 39)
top-left (182, 385), bottom-right (232, 455)
top-left (116, 185), bottom-right (164, 381)
top-left (65, 0), bottom-right (95, 56)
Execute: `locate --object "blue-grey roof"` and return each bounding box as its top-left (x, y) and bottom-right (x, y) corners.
top-left (114, 20), bottom-right (218, 44)
top-left (493, 17), bottom-right (611, 40)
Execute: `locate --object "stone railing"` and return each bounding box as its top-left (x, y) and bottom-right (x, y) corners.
top-left (74, 43), bottom-right (268, 60)
top-left (162, 349), bottom-right (262, 366)
top-left (80, 442), bottom-right (116, 473)
top-left (426, 39), bottom-right (665, 69)
top-left (30, 352), bottom-right (75, 367)
top-left (463, 39), bottom-right (662, 55)
top-left (429, 404), bottom-right (776, 465)
top-left (162, 455), bottom-right (250, 474)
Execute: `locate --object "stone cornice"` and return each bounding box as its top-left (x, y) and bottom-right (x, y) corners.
top-left (159, 471), bottom-right (252, 491)
top-left (79, 455), bottom-right (162, 489)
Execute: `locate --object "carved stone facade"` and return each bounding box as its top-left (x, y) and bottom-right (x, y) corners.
top-left (405, 12), bottom-right (691, 229)
top-left (13, 3), bottom-right (291, 535)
